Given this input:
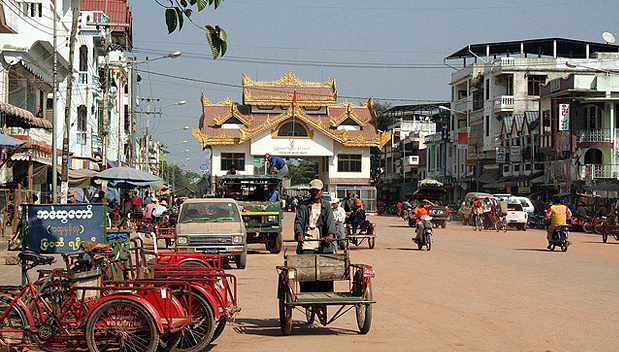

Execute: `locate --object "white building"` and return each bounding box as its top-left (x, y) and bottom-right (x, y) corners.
top-left (192, 72), bottom-right (391, 210)
top-left (443, 38), bottom-right (619, 198)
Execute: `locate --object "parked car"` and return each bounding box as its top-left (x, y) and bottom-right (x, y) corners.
top-left (494, 194), bottom-right (535, 215)
top-left (175, 198), bottom-right (248, 269)
top-left (505, 202), bottom-right (528, 231)
top-left (459, 192), bottom-right (495, 225)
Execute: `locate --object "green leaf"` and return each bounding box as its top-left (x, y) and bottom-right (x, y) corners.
top-left (165, 8), bottom-right (177, 33)
top-left (214, 0), bottom-right (222, 9)
top-left (188, 0), bottom-right (196, 4)
top-left (206, 30), bottom-right (219, 59)
top-left (175, 7), bottom-right (184, 30)
top-left (205, 25), bottom-right (214, 31)
top-left (197, 0), bottom-right (207, 11)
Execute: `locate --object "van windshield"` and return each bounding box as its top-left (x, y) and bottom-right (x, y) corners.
top-left (180, 202), bottom-right (241, 223)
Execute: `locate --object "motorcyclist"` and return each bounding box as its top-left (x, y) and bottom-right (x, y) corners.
top-left (413, 199), bottom-right (435, 244)
top-left (544, 197), bottom-right (572, 250)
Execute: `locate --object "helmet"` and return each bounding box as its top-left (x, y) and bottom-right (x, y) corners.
top-left (355, 199), bottom-right (363, 206)
top-left (474, 196), bottom-right (479, 200)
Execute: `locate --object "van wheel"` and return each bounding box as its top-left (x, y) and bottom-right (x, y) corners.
top-left (441, 221), bottom-right (446, 229)
top-left (235, 249), bottom-right (247, 269)
top-left (266, 233), bottom-right (283, 254)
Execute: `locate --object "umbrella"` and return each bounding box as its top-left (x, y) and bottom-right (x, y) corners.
top-left (93, 166), bottom-right (161, 183)
top-left (0, 134), bottom-right (26, 147)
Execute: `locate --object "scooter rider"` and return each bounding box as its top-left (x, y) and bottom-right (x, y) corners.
top-left (544, 197), bottom-right (572, 250)
top-left (413, 199), bottom-right (435, 244)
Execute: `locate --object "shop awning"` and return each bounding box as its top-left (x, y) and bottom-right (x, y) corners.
top-left (0, 101), bottom-right (53, 129)
top-left (0, 133), bottom-right (26, 147)
top-left (477, 168), bottom-right (502, 184)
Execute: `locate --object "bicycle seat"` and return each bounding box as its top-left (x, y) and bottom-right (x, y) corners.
top-left (18, 251), bottom-right (55, 266)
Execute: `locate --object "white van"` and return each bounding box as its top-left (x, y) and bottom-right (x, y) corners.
top-left (494, 194), bottom-right (535, 215)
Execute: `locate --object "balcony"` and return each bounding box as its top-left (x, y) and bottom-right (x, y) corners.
top-left (493, 95), bottom-right (514, 112)
top-left (579, 164), bottom-right (619, 180)
top-left (576, 128), bottom-right (613, 143)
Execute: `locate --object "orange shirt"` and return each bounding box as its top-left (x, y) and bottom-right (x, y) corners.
top-left (415, 205), bottom-right (433, 223)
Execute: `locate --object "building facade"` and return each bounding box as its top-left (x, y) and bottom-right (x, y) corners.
top-left (193, 71), bottom-right (391, 210)
top-left (442, 38), bottom-right (619, 199)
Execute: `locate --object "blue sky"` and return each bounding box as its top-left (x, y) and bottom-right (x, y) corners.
top-left (130, 0), bottom-right (619, 171)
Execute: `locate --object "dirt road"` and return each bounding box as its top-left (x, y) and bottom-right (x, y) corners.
top-left (212, 214), bottom-right (619, 351)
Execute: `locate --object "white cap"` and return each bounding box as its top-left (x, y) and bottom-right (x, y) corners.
top-left (331, 198), bottom-right (340, 204)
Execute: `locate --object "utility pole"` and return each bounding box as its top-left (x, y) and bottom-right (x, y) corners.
top-left (85, 21), bottom-right (129, 171)
top-left (61, 1), bottom-right (80, 204)
top-left (51, 1), bottom-right (58, 203)
top-left (138, 97), bottom-right (160, 172)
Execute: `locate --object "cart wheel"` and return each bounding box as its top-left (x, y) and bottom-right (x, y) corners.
top-left (305, 307), bottom-right (315, 324)
top-left (368, 237), bottom-right (375, 249)
top-left (602, 233), bottom-right (608, 243)
top-left (279, 296), bottom-right (293, 335)
top-left (163, 290), bottom-right (215, 352)
top-left (86, 299), bottom-right (159, 352)
top-left (355, 304), bottom-right (372, 334)
top-left (0, 293), bottom-right (29, 349)
top-left (179, 260), bottom-right (208, 268)
top-left (210, 319), bottom-right (226, 343)
top-left (441, 221), bottom-right (446, 229)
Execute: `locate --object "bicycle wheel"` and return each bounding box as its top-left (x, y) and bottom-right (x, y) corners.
top-left (86, 299), bottom-right (159, 352)
top-left (502, 219), bottom-right (508, 233)
top-left (0, 293), bottom-right (29, 349)
top-left (594, 221), bottom-right (606, 234)
top-left (165, 290), bottom-right (215, 352)
top-left (494, 219), bottom-right (500, 232)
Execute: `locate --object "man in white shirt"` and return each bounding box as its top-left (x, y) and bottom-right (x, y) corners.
top-left (331, 198), bottom-right (346, 253)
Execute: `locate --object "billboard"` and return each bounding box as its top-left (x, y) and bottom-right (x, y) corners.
top-left (25, 204), bottom-right (107, 253)
top-left (496, 147), bottom-right (506, 163)
top-left (457, 132), bottom-right (468, 150)
top-left (559, 104), bottom-right (570, 131)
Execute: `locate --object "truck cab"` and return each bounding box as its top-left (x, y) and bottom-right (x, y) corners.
top-left (216, 175), bottom-right (284, 253)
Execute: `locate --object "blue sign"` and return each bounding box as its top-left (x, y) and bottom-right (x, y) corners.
top-left (25, 204), bottom-right (107, 253)
top-left (200, 163), bottom-right (210, 171)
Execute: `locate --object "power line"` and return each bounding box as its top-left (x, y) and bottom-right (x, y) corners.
top-left (146, 70), bottom-right (447, 103)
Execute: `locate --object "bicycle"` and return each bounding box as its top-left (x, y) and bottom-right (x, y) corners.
top-left (494, 214), bottom-right (508, 233)
top-left (473, 210), bottom-right (484, 231)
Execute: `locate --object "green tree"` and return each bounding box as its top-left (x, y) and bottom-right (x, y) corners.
top-left (157, 0), bottom-right (227, 59)
top-left (162, 161), bottom-right (199, 195)
top-left (287, 159), bottom-right (319, 186)
top-left (371, 101), bottom-right (393, 182)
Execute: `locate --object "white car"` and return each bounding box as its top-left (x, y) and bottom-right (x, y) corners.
top-left (505, 202), bottom-right (528, 231)
top-left (494, 194), bottom-right (535, 216)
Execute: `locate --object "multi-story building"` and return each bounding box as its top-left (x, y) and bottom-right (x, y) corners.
top-left (378, 103), bottom-right (443, 200)
top-left (57, 0), bottom-right (133, 170)
top-left (443, 38), bottom-right (619, 198)
top-left (0, 0), bottom-right (70, 200)
top-left (539, 68), bottom-right (619, 194)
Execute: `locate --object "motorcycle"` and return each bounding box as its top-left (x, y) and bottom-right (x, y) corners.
top-left (549, 224), bottom-right (571, 252)
top-left (528, 214), bottom-right (546, 230)
top-left (413, 215), bottom-right (433, 251)
top-left (403, 207), bottom-right (415, 227)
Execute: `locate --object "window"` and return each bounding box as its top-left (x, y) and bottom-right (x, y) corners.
top-left (506, 75), bottom-right (513, 95)
top-left (485, 79), bottom-right (490, 100)
top-left (79, 45), bottom-right (88, 72)
top-left (77, 105), bottom-right (87, 145)
top-left (277, 121), bottom-right (308, 137)
top-left (527, 75), bottom-right (546, 96)
top-left (221, 153), bottom-right (245, 171)
top-left (485, 115), bottom-right (490, 137)
top-left (22, 2), bottom-right (42, 17)
top-left (338, 154), bottom-right (362, 172)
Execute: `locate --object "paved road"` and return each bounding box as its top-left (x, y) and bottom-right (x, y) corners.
top-left (0, 215), bottom-right (617, 351)
top-left (212, 214), bottom-right (619, 351)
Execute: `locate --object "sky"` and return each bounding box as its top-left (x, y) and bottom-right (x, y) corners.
top-left (129, 0), bottom-right (619, 172)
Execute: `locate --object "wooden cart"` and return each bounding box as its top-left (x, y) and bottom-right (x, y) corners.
top-left (276, 249), bottom-right (375, 335)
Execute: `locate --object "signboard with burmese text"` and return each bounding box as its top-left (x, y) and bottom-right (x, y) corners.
top-left (25, 204), bottom-right (107, 253)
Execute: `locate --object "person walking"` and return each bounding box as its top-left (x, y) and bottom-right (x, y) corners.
top-left (331, 198), bottom-right (346, 253)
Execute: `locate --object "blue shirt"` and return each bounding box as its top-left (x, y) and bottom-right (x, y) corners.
top-left (270, 156), bottom-right (286, 169)
top-left (266, 191), bottom-right (280, 201)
